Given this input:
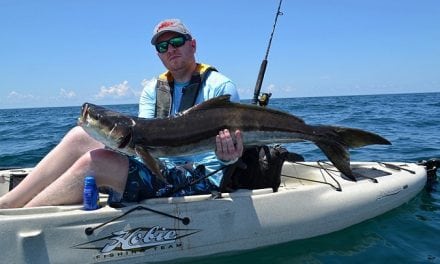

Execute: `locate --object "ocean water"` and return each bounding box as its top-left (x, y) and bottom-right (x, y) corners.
top-left (0, 92), bottom-right (439, 263)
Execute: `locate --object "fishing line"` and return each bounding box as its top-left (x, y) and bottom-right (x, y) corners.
top-left (252, 0), bottom-right (284, 105)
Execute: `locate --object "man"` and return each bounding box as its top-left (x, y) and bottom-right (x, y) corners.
top-left (0, 19), bottom-right (243, 208)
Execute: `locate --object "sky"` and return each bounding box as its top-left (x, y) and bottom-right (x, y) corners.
top-left (1, 0), bottom-right (439, 109)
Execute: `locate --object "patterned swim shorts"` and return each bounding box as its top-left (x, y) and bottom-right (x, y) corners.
top-left (119, 157), bottom-right (219, 203)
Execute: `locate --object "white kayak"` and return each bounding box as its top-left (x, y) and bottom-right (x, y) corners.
top-left (0, 160), bottom-right (435, 264)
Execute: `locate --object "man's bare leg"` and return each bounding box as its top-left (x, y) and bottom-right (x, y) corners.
top-left (25, 148), bottom-right (129, 207)
top-left (0, 126), bottom-right (103, 208)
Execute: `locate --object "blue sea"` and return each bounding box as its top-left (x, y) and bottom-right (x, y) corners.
top-left (0, 92), bottom-right (439, 263)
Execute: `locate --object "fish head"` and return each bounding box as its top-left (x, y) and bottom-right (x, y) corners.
top-left (78, 103), bottom-right (135, 152)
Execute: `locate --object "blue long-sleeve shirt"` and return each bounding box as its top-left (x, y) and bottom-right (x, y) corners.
top-left (137, 70), bottom-right (240, 186)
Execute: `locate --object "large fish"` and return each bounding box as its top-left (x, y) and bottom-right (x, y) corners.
top-left (78, 95), bottom-right (391, 182)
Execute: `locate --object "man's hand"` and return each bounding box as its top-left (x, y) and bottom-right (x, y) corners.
top-left (215, 129), bottom-right (243, 163)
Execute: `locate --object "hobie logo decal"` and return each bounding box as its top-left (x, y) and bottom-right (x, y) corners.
top-left (102, 226), bottom-right (177, 252)
top-left (73, 225), bottom-right (200, 254)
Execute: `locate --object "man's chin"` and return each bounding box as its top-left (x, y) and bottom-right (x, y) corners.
top-left (167, 61), bottom-right (184, 71)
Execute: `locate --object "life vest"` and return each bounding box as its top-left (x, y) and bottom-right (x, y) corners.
top-left (155, 63), bottom-right (217, 118)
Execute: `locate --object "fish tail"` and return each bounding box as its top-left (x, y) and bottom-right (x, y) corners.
top-left (315, 140), bottom-right (355, 181)
top-left (329, 126), bottom-right (392, 148)
top-left (314, 126), bottom-right (391, 181)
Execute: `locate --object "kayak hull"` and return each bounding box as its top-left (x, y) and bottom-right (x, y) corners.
top-left (0, 161), bottom-right (428, 263)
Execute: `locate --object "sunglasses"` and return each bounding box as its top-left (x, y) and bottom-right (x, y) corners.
top-left (155, 35), bottom-right (191, 53)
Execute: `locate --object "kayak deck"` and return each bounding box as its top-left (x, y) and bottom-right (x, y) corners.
top-left (0, 161), bottom-right (429, 263)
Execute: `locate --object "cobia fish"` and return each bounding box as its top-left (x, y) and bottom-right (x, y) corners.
top-left (78, 95), bottom-right (391, 182)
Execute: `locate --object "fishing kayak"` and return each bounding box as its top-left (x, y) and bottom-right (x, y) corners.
top-left (0, 160), bottom-right (437, 263)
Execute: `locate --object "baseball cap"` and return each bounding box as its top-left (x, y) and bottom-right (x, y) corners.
top-left (151, 19), bottom-right (192, 45)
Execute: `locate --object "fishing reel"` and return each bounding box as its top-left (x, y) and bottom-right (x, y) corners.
top-left (257, 92), bottom-right (272, 107)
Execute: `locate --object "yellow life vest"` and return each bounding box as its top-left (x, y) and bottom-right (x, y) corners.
top-left (155, 63), bottom-right (217, 118)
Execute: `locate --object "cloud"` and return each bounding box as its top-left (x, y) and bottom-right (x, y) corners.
top-left (7, 91), bottom-right (35, 99)
top-left (95, 80), bottom-right (131, 99)
top-left (59, 88), bottom-right (76, 98)
top-left (259, 84), bottom-right (298, 98)
top-left (266, 84), bottom-right (275, 93)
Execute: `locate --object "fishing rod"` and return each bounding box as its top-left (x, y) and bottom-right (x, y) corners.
top-left (252, 0), bottom-right (283, 106)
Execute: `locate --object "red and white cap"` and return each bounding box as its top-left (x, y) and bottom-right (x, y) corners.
top-left (151, 19), bottom-right (192, 44)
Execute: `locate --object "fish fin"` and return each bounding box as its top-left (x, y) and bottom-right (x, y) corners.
top-left (180, 94), bottom-right (307, 124)
top-left (135, 145), bottom-right (169, 184)
top-left (180, 95), bottom-right (232, 114)
top-left (315, 140), bottom-right (356, 181)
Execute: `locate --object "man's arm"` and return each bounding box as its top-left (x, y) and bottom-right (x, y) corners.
top-left (138, 79), bottom-right (157, 118)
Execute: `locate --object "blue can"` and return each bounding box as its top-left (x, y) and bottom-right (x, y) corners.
top-left (83, 176), bottom-right (99, 210)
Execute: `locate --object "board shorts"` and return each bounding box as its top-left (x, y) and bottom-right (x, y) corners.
top-left (110, 157), bottom-right (219, 203)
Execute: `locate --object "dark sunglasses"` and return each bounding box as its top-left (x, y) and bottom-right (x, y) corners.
top-left (155, 35), bottom-right (191, 53)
